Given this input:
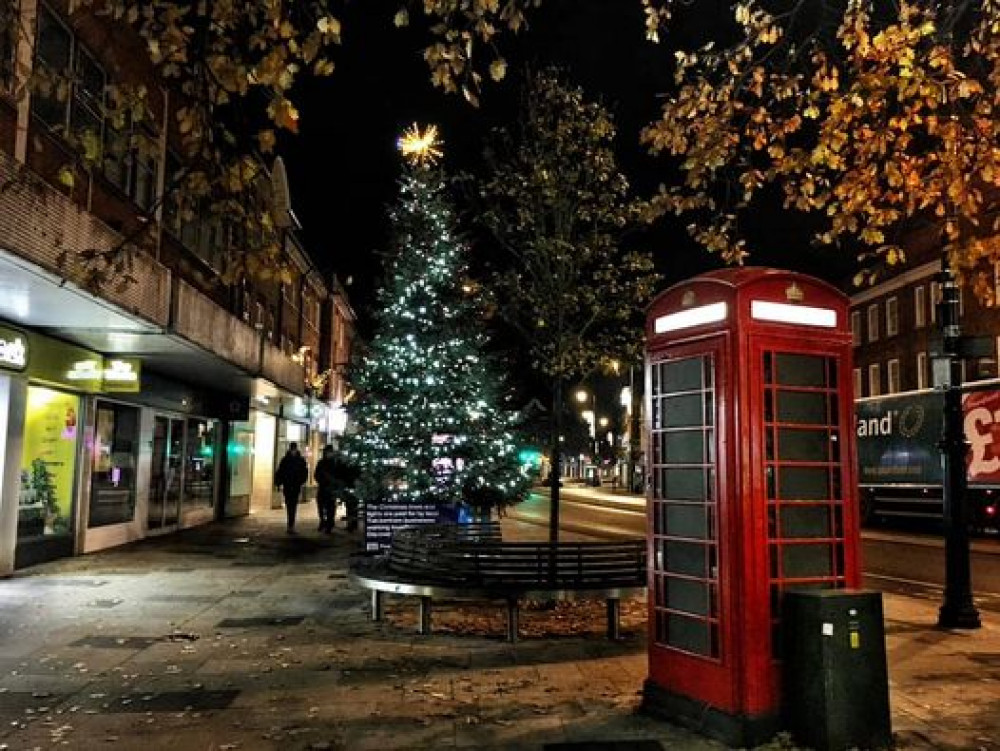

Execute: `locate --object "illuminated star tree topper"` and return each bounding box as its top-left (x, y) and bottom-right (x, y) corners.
top-left (397, 123), bottom-right (444, 167)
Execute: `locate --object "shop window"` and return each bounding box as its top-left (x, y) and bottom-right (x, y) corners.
top-left (182, 418), bottom-right (217, 510)
top-left (18, 387), bottom-right (79, 541)
top-left (89, 401), bottom-right (139, 528)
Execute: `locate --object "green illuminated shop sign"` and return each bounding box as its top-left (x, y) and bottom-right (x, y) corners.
top-left (0, 324), bottom-right (29, 372)
top-left (101, 358), bottom-right (141, 393)
top-left (24, 333), bottom-right (141, 393)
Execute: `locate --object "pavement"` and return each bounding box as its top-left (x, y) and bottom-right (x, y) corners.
top-left (0, 507), bottom-right (998, 751)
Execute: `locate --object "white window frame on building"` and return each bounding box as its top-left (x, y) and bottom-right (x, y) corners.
top-left (887, 359), bottom-right (901, 394)
top-left (930, 280), bottom-right (942, 324)
top-left (853, 367), bottom-right (862, 399)
top-left (885, 296), bottom-right (899, 337)
top-left (867, 304), bottom-right (879, 342)
top-left (914, 285), bottom-right (926, 328)
top-left (850, 311), bottom-right (862, 346)
top-left (868, 363), bottom-right (881, 397)
top-left (917, 351), bottom-right (928, 390)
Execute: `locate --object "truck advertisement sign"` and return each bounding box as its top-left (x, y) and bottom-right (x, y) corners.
top-left (856, 388), bottom-right (1000, 488)
top-left (856, 392), bottom-right (943, 486)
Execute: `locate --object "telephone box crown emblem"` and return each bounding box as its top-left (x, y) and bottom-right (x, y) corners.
top-left (785, 282), bottom-right (805, 303)
top-left (681, 290), bottom-right (697, 308)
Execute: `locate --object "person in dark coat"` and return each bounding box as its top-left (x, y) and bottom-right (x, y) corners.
top-left (313, 444), bottom-right (338, 533)
top-left (275, 442), bottom-right (308, 533)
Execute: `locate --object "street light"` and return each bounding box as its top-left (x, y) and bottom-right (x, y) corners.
top-left (935, 258), bottom-right (981, 629)
top-left (576, 388), bottom-right (599, 483)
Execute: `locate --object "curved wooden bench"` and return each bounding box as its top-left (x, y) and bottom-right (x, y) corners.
top-left (348, 523), bottom-right (647, 642)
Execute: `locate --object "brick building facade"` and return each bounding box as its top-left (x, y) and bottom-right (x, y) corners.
top-left (0, 0), bottom-right (355, 573)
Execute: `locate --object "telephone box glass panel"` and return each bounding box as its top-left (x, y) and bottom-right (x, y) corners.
top-left (762, 352), bottom-right (847, 657)
top-left (650, 354), bottom-right (720, 658)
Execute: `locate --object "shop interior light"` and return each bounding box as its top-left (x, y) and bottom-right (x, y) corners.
top-left (654, 302), bottom-right (728, 333)
top-left (751, 300), bottom-right (836, 327)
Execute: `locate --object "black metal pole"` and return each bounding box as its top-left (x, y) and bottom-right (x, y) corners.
top-left (936, 259), bottom-right (981, 629)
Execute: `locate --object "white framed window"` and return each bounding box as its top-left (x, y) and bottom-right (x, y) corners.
top-left (868, 363), bottom-right (881, 397)
top-left (917, 351), bottom-right (928, 390)
top-left (867, 304), bottom-right (879, 342)
top-left (958, 286), bottom-right (964, 318)
top-left (887, 359), bottom-right (901, 393)
top-left (930, 281), bottom-right (942, 324)
top-left (886, 296), bottom-right (899, 337)
top-left (914, 285), bottom-right (926, 328)
top-left (853, 368), bottom-right (863, 399)
top-left (850, 311), bottom-right (862, 346)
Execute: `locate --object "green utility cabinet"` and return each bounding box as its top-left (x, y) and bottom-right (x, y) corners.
top-left (782, 590), bottom-right (892, 751)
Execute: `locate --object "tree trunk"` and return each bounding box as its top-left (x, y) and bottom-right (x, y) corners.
top-left (548, 379), bottom-right (562, 579)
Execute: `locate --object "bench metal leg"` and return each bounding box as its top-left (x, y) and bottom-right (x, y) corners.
top-left (606, 598), bottom-right (621, 640)
top-left (506, 599), bottom-right (519, 643)
top-left (418, 596), bottom-right (432, 635)
top-left (371, 590), bottom-right (384, 622)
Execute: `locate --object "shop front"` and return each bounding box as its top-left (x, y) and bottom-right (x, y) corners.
top-left (0, 322), bottom-right (234, 571)
top-left (10, 330), bottom-right (103, 569)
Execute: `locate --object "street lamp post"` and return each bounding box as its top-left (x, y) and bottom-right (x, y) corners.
top-left (936, 258), bottom-right (981, 629)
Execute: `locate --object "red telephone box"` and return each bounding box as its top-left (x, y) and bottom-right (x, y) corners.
top-left (642, 268), bottom-right (862, 746)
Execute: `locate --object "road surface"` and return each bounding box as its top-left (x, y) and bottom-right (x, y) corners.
top-left (507, 483), bottom-right (1000, 614)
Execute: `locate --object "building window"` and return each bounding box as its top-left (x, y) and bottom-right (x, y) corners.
top-left (887, 359), bottom-right (900, 394)
top-left (850, 311), bottom-right (861, 346)
top-left (0, 0), bottom-right (16, 93)
top-left (32, 5), bottom-right (73, 128)
top-left (917, 352), bottom-right (928, 390)
top-left (868, 364), bottom-right (881, 397)
top-left (930, 281), bottom-right (942, 324)
top-left (853, 368), bottom-right (862, 399)
top-left (105, 123), bottom-right (160, 211)
top-left (33, 5), bottom-right (107, 148)
top-left (867, 304), bottom-right (879, 342)
top-left (885, 297), bottom-right (899, 337)
top-left (914, 286), bottom-right (926, 328)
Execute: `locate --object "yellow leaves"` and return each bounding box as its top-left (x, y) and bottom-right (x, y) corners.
top-left (56, 167), bottom-right (75, 190)
top-left (257, 129), bottom-right (276, 154)
top-left (268, 98), bottom-right (300, 133)
top-left (317, 16), bottom-right (341, 42)
top-left (489, 58), bottom-right (507, 82)
top-left (394, 8), bottom-right (410, 27)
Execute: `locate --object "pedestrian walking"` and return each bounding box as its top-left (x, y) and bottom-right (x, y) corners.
top-left (275, 442), bottom-right (308, 533)
top-left (313, 444), bottom-right (339, 533)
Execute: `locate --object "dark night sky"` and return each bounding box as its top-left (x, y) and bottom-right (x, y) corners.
top-left (282, 1), bottom-right (855, 326)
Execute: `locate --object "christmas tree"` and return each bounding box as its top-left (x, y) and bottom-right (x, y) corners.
top-left (348, 133), bottom-right (529, 514)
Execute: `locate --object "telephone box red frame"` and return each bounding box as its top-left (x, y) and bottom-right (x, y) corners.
top-left (641, 268), bottom-right (862, 746)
